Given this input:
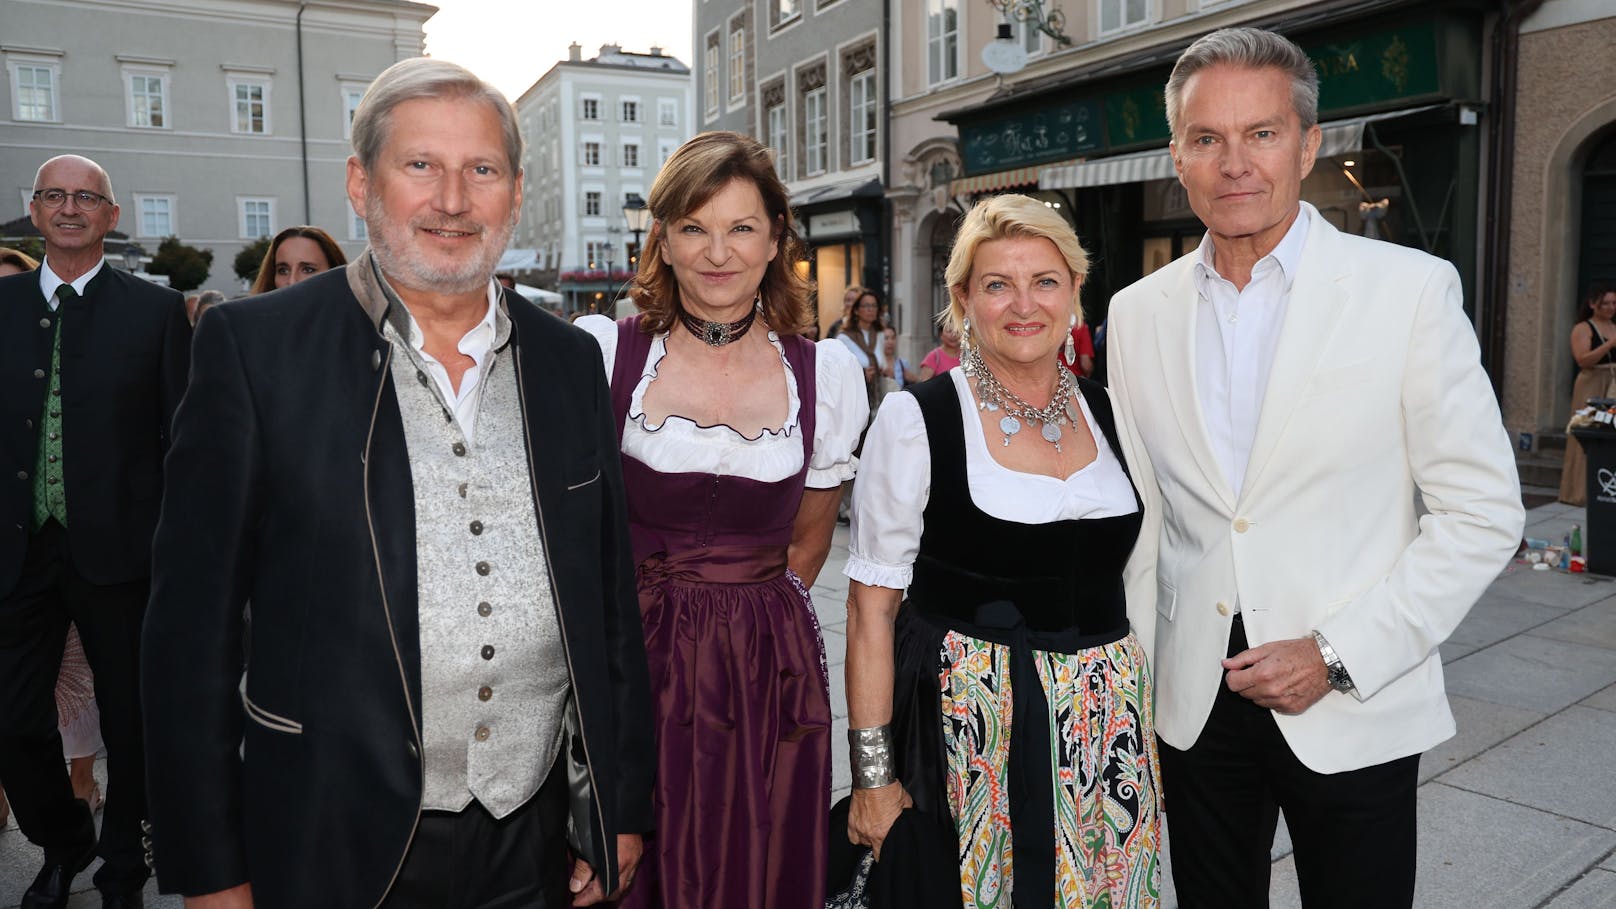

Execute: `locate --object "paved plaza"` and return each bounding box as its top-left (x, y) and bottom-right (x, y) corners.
top-left (4, 500), bottom-right (1615, 907)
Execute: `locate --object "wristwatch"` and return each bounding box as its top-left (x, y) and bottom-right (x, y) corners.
top-left (1311, 630), bottom-right (1355, 694)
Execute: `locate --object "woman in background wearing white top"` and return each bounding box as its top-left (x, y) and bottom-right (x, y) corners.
top-left (576, 131), bottom-right (866, 909)
top-left (841, 194), bottom-right (1163, 908)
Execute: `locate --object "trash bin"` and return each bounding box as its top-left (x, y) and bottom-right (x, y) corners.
top-left (1572, 427), bottom-right (1616, 575)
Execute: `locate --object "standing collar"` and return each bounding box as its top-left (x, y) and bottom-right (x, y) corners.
top-left (39, 257), bottom-right (105, 301)
top-left (345, 246), bottom-right (511, 350)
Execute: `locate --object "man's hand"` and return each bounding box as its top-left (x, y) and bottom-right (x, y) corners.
top-left (1222, 637), bottom-right (1333, 715)
top-left (847, 781), bottom-right (913, 860)
top-left (571, 833), bottom-right (643, 906)
top-left (184, 884), bottom-right (253, 908)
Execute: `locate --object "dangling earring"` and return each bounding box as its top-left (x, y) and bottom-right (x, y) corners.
top-left (1065, 313), bottom-right (1077, 364)
top-left (959, 317), bottom-right (972, 369)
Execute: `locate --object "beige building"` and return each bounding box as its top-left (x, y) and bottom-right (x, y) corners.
top-left (1499, 2), bottom-right (1616, 489)
top-left (0, 0), bottom-right (434, 292)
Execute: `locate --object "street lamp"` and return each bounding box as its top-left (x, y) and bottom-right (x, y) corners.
top-left (622, 193), bottom-right (651, 271)
top-left (122, 243), bottom-right (145, 272)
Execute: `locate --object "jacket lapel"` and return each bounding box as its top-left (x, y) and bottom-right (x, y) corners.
top-left (1237, 207), bottom-right (1351, 500)
top-left (1153, 261), bottom-right (1238, 512)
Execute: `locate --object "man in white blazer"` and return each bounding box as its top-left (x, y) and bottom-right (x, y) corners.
top-left (1107, 28), bottom-right (1525, 908)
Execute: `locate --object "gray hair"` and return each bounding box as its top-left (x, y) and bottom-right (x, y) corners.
top-left (1164, 27), bottom-right (1319, 141)
top-left (349, 57), bottom-right (523, 176)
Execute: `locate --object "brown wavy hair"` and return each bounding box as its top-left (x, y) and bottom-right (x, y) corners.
top-left (628, 131), bottom-right (807, 336)
top-left (250, 226), bottom-right (348, 295)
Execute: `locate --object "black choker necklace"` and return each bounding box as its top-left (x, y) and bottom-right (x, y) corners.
top-left (678, 301), bottom-right (758, 347)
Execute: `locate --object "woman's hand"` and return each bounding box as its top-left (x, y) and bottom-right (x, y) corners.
top-left (848, 782), bottom-right (913, 860)
top-left (864, 365), bottom-right (878, 383)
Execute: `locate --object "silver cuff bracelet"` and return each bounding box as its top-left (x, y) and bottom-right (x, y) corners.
top-left (849, 725), bottom-right (895, 789)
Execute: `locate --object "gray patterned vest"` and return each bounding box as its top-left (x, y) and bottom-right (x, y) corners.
top-left (385, 320), bottom-right (570, 817)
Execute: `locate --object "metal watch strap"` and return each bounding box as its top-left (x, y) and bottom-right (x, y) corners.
top-left (1311, 630), bottom-right (1355, 693)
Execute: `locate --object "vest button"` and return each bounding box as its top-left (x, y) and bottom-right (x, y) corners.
top-left (47, 477), bottom-right (58, 485)
top-left (481, 644), bottom-right (495, 660)
top-left (417, 370), bottom-right (429, 386)
top-left (16, 471), bottom-right (27, 481)
top-left (470, 520), bottom-right (483, 535)
top-left (452, 442), bottom-right (467, 456)
top-left (477, 602), bottom-right (492, 617)
top-left (474, 726), bottom-right (491, 741)
top-left (478, 686), bottom-right (493, 702)
top-left (475, 560), bottom-right (491, 576)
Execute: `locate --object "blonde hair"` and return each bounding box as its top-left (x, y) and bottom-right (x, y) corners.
top-left (943, 194), bottom-right (1089, 333)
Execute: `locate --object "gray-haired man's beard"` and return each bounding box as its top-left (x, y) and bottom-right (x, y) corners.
top-left (365, 206), bottom-right (516, 297)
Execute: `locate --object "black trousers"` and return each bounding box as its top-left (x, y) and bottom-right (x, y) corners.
top-left (383, 756), bottom-right (572, 909)
top-left (0, 519), bottom-right (150, 891)
top-left (1158, 616), bottom-right (1420, 909)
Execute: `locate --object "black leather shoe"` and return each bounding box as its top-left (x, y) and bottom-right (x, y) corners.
top-left (100, 888), bottom-right (145, 909)
top-left (19, 842), bottom-right (96, 909)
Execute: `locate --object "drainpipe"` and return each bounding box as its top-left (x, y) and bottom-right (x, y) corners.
top-left (1480, 0), bottom-right (1545, 394)
top-left (296, 2), bottom-right (311, 223)
top-left (881, 0), bottom-right (893, 316)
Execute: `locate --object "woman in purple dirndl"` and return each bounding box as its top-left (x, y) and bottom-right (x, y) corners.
top-left (577, 131), bottom-right (867, 909)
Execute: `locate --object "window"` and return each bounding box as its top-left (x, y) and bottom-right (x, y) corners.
top-left (350, 208), bottom-right (368, 241)
top-left (342, 84), bottom-right (366, 138)
top-left (239, 198), bottom-right (274, 238)
top-left (585, 240), bottom-right (606, 268)
top-left (583, 141), bottom-right (601, 166)
top-left (1099, 0), bottom-right (1150, 34)
top-left (804, 87), bottom-right (827, 176)
top-left (127, 70), bottom-right (168, 128)
top-left (229, 78), bottom-right (271, 134)
top-left (585, 191), bottom-right (601, 217)
top-left (659, 140), bottom-right (677, 166)
top-left (849, 70), bottom-right (876, 166)
top-left (622, 143), bottom-right (639, 168)
top-left (10, 60), bottom-right (59, 121)
top-left (926, 0), bottom-right (959, 85)
top-left (767, 103), bottom-right (789, 177)
top-left (776, 0), bottom-right (801, 25)
top-left (704, 40), bottom-right (720, 113)
top-left (581, 97), bottom-right (599, 120)
top-left (659, 98), bottom-right (678, 126)
top-left (728, 25), bottom-right (746, 103)
top-left (135, 195), bottom-right (175, 237)
top-left (621, 99), bottom-right (639, 122)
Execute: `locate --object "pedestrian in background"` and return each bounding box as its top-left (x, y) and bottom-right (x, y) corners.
top-left (1559, 283), bottom-right (1616, 505)
top-left (142, 57), bottom-right (651, 909)
top-left (247, 225), bottom-right (347, 295)
top-left (576, 130), bottom-right (866, 909)
top-left (1107, 28), bottom-right (1524, 908)
top-left (0, 154), bottom-right (190, 909)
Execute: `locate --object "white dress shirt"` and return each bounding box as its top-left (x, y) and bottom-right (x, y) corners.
top-left (398, 281), bottom-right (500, 444)
top-left (1193, 205), bottom-right (1310, 499)
top-left (38, 258), bottom-right (104, 308)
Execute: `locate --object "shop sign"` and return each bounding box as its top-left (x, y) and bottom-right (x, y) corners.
top-left (1312, 24), bottom-right (1442, 113)
top-left (960, 99), bottom-right (1103, 174)
top-left (808, 210), bottom-right (858, 237)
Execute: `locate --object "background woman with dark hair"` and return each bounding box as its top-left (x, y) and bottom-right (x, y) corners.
top-left (1561, 284), bottom-right (1616, 505)
top-left (838, 288), bottom-right (888, 416)
top-left (576, 131), bottom-right (866, 908)
top-left (248, 225), bottom-right (347, 295)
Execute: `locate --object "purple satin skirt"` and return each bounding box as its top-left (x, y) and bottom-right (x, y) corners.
top-left (617, 544), bottom-right (831, 909)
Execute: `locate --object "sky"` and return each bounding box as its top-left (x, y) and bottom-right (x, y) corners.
top-left (422, 0), bottom-right (695, 101)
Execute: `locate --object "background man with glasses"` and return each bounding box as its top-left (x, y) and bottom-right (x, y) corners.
top-left (0, 154), bottom-right (190, 909)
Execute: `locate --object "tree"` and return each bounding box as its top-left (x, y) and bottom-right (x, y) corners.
top-left (12, 237), bottom-right (44, 262)
top-left (235, 236), bottom-right (271, 285)
top-left (145, 236), bottom-right (214, 291)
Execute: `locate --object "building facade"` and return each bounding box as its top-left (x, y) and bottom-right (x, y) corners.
top-left (694, 0), bottom-right (886, 335)
top-left (887, 0), bottom-right (1498, 372)
top-left (511, 42), bottom-right (692, 313)
top-left (0, 0), bottom-right (435, 292)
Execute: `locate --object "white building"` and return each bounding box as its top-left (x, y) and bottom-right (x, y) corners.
top-left (0, 0), bottom-right (435, 292)
top-left (512, 43), bottom-right (692, 313)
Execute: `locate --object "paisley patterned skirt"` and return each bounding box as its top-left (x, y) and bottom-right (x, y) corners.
top-left (933, 628), bottom-right (1162, 908)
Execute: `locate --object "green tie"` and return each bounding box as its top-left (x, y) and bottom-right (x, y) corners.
top-left (32, 283), bottom-right (72, 530)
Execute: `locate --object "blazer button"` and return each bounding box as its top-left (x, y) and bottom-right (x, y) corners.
top-left (15, 471), bottom-right (26, 481)
top-left (24, 419), bottom-right (32, 429)
top-left (1233, 518), bottom-right (1251, 533)
top-left (1216, 601), bottom-right (1231, 616)
top-left (406, 740), bottom-right (419, 759)
top-left (371, 349), bottom-right (382, 371)
top-left (33, 368), bottom-right (45, 379)
top-left (39, 317), bottom-right (50, 328)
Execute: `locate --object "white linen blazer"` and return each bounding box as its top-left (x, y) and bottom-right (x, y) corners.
top-left (1108, 204), bottom-right (1525, 774)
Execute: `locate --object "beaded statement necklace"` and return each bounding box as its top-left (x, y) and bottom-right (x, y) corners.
top-left (677, 298), bottom-right (759, 347)
top-left (962, 346), bottom-right (1080, 452)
